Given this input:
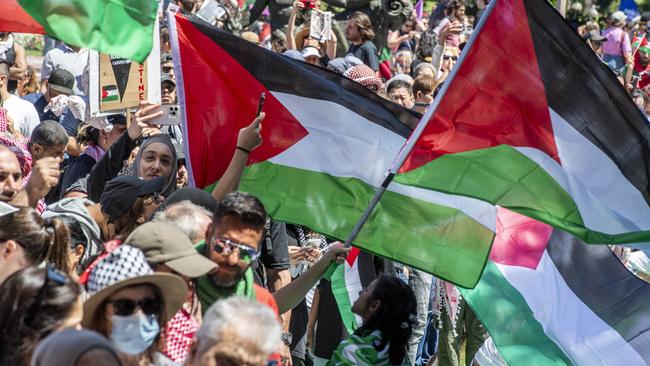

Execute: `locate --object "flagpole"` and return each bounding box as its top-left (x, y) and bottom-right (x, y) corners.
top-left (343, 0), bottom-right (499, 248)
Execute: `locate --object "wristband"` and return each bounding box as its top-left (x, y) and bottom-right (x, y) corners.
top-left (236, 146), bottom-right (251, 154)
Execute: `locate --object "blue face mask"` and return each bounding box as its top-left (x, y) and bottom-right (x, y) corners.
top-left (110, 313), bottom-right (160, 355)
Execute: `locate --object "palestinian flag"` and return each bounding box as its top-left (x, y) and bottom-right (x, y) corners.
top-left (0, 1), bottom-right (44, 34)
top-left (168, 9), bottom-right (494, 287)
top-left (101, 85), bottom-right (119, 102)
top-left (391, 0), bottom-right (650, 252)
top-left (461, 207), bottom-right (650, 365)
top-left (329, 247), bottom-right (363, 335)
top-left (11, 0), bottom-right (158, 63)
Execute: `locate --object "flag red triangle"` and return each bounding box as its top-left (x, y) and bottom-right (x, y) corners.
top-left (0, 1), bottom-right (44, 34)
top-left (401, 0), bottom-right (559, 173)
top-left (175, 15), bottom-right (308, 188)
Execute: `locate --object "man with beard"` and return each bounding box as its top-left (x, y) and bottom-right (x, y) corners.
top-left (196, 191), bottom-right (348, 365)
top-left (0, 145), bottom-right (22, 202)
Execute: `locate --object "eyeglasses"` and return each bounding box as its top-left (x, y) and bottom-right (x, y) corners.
top-left (443, 55), bottom-right (458, 61)
top-left (211, 237), bottom-right (259, 263)
top-left (108, 298), bottom-right (162, 316)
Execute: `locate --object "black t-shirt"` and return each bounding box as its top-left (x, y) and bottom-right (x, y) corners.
top-left (253, 220), bottom-right (290, 286)
top-left (347, 41), bottom-right (379, 71)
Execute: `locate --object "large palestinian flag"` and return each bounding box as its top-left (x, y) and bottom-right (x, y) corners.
top-left (461, 207), bottom-right (650, 365)
top-left (390, 0), bottom-right (650, 250)
top-left (1, 0), bottom-right (157, 62)
top-left (168, 9), bottom-right (495, 287)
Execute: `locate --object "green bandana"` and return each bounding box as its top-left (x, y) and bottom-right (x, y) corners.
top-left (195, 240), bottom-right (255, 313)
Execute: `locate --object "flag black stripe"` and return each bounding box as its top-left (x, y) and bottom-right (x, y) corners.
top-left (185, 13), bottom-right (416, 139)
top-left (524, 0), bottom-right (650, 205)
top-left (546, 230), bottom-right (650, 359)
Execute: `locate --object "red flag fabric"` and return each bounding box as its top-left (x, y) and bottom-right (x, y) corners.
top-left (0, 1), bottom-right (44, 34)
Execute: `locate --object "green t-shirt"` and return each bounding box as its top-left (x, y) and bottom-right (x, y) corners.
top-left (327, 330), bottom-right (410, 366)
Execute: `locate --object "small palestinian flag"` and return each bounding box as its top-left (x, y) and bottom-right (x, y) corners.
top-left (329, 247), bottom-right (363, 335)
top-left (101, 85), bottom-right (119, 103)
top-left (461, 207), bottom-right (650, 364)
top-left (393, 0), bottom-right (650, 253)
top-left (167, 8), bottom-right (494, 287)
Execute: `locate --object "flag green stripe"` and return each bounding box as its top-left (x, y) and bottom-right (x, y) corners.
top-left (330, 265), bottom-right (358, 335)
top-left (239, 161), bottom-right (494, 288)
top-left (19, 0), bottom-right (157, 62)
top-left (460, 262), bottom-right (572, 365)
top-left (395, 145), bottom-right (650, 244)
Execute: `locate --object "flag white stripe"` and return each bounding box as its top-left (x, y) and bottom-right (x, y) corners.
top-left (269, 92), bottom-right (497, 231)
top-left (496, 253), bottom-right (647, 366)
top-left (345, 258), bottom-right (363, 327)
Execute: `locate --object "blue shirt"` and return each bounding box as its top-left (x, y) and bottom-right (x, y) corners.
top-left (22, 92), bottom-right (81, 136)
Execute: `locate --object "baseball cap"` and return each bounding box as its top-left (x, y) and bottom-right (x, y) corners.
top-left (583, 30), bottom-right (607, 42)
top-left (125, 222), bottom-right (217, 278)
top-left (48, 69), bottom-right (75, 95)
top-left (301, 46), bottom-right (320, 59)
top-left (100, 176), bottom-right (165, 221)
top-left (611, 11), bottom-right (627, 25)
top-left (161, 53), bottom-right (173, 64)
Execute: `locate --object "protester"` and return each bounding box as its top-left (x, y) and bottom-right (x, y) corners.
top-left (327, 274), bottom-right (417, 365)
top-left (83, 245), bottom-right (188, 365)
top-left (100, 175), bottom-right (166, 238)
top-left (433, 0), bottom-right (466, 48)
top-left (161, 73), bottom-right (177, 104)
top-left (0, 145), bottom-right (23, 202)
top-left (583, 30), bottom-right (607, 58)
top-left (412, 74), bottom-right (437, 114)
top-left (345, 64), bottom-right (383, 92)
top-left (0, 204), bottom-right (73, 283)
top-left (23, 69), bottom-right (84, 140)
top-left (0, 266), bottom-right (82, 365)
top-left (125, 222), bottom-right (217, 364)
top-left (57, 114), bottom-right (127, 199)
top-left (0, 31), bottom-right (28, 93)
top-left (0, 60), bottom-right (40, 137)
top-left (42, 197), bottom-right (104, 276)
top-left (29, 120), bottom-right (68, 162)
top-left (152, 200), bottom-right (213, 243)
top-left (41, 42), bottom-right (88, 95)
top-left (602, 11), bottom-right (633, 71)
top-left (185, 297), bottom-right (282, 366)
top-left (17, 65), bottom-right (39, 97)
top-left (31, 328), bottom-right (123, 366)
top-left (345, 12), bottom-right (379, 71)
top-left (386, 79), bottom-right (415, 109)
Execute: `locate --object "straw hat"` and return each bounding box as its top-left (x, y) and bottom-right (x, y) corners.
top-left (82, 245), bottom-right (188, 328)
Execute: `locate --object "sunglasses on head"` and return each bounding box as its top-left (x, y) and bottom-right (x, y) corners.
top-left (211, 237), bottom-right (259, 263)
top-left (443, 55), bottom-right (458, 61)
top-left (108, 298), bottom-right (162, 316)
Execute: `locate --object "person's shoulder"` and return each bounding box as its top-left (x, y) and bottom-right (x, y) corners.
top-left (253, 284), bottom-right (279, 315)
top-left (22, 92), bottom-right (43, 103)
top-left (362, 41), bottom-right (377, 52)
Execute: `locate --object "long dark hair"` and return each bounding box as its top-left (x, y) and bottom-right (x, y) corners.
top-left (0, 266), bottom-right (80, 365)
top-left (0, 207), bottom-right (72, 274)
top-left (355, 274), bottom-right (417, 365)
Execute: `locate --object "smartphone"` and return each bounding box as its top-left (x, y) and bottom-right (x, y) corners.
top-left (256, 92), bottom-right (266, 117)
top-left (150, 104), bottom-right (181, 125)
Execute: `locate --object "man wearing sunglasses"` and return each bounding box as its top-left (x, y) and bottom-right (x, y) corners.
top-left (196, 191), bottom-right (348, 364)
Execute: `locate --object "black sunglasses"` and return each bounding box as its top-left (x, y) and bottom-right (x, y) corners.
top-left (108, 298), bottom-right (162, 316)
top-left (443, 55), bottom-right (458, 61)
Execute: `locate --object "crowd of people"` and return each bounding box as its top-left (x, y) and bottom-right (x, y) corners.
top-left (0, 0), bottom-right (648, 365)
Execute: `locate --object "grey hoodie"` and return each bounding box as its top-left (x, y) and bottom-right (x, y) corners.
top-left (42, 198), bottom-right (102, 268)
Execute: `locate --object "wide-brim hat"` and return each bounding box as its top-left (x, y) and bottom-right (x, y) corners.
top-left (82, 245), bottom-right (188, 328)
top-left (82, 273), bottom-right (187, 328)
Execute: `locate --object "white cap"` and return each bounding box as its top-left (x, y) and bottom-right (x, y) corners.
top-left (301, 46), bottom-right (320, 59)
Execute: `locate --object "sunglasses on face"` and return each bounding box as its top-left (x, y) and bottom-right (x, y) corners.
top-left (108, 298), bottom-right (162, 316)
top-left (443, 55), bottom-right (458, 61)
top-left (211, 237), bottom-right (259, 263)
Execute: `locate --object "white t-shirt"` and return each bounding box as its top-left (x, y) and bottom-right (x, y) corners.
top-left (3, 95), bottom-right (40, 137)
